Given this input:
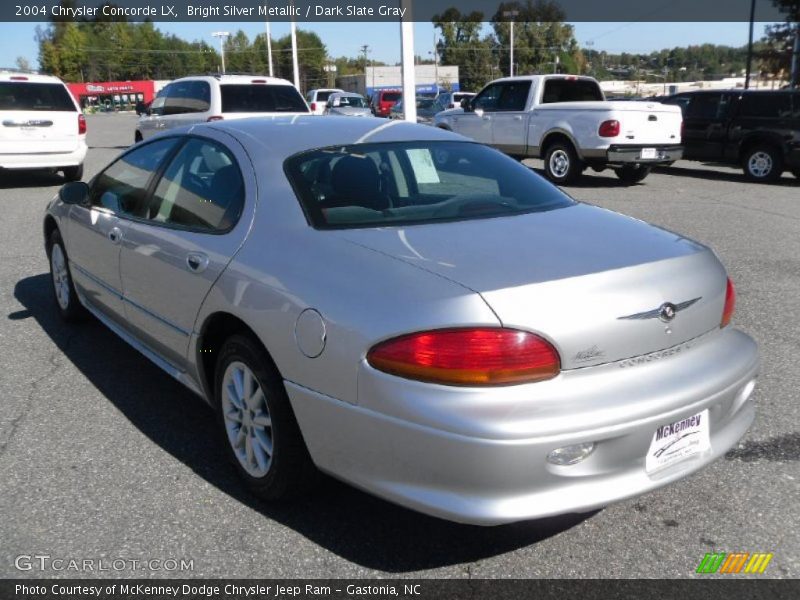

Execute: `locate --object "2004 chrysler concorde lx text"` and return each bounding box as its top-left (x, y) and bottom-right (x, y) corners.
top-left (43, 117), bottom-right (758, 525)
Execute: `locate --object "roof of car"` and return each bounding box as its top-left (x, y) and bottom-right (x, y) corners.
top-left (174, 74), bottom-right (295, 86)
top-left (201, 115), bottom-right (463, 159)
top-left (0, 71), bottom-right (66, 84)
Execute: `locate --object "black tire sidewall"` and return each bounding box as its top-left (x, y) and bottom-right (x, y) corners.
top-left (63, 164), bottom-right (83, 182)
top-left (743, 146), bottom-right (782, 182)
top-left (544, 143), bottom-right (579, 184)
top-left (214, 335), bottom-right (314, 500)
top-left (48, 229), bottom-right (84, 321)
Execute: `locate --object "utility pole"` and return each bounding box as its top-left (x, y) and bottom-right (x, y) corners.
top-left (264, 4), bottom-right (274, 77)
top-left (399, 0), bottom-right (416, 122)
top-left (744, 0), bottom-right (756, 89)
top-left (433, 30), bottom-right (439, 96)
top-left (212, 31), bottom-right (230, 74)
top-left (792, 24), bottom-right (800, 88)
top-left (290, 7), bottom-right (300, 90)
top-left (361, 45), bottom-right (372, 96)
top-left (503, 10), bottom-right (519, 77)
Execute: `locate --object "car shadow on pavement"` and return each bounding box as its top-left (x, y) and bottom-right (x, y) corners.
top-left (0, 169), bottom-right (66, 189)
top-left (13, 273), bottom-right (597, 573)
top-left (653, 164), bottom-right (799, 186)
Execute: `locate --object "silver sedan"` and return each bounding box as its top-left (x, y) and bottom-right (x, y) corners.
top-left (43, 117), bottom-right (758, 525)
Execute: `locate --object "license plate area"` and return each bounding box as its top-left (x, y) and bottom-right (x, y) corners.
top-left (639, 147), bottom-right (657, 159)
top-left (645, 409), bottom-right (710, 474)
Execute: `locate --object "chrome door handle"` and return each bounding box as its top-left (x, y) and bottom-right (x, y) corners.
top-left (107, 227), bottom-right (122, 244)
top-left (186, 252), bottom-right (209, 273)
top-left (513, 115), bottom-right (523, 121)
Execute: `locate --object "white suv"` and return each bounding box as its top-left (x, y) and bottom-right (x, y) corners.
top-left (306, 88), bottom-right (344, 115)
top-left (136, 75), bottom-right (310, 142)
top-left (0, 71), bottom-right (87, 181)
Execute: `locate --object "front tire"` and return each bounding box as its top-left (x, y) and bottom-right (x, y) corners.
top-left (62, 164), bottom-right (83, 182)
top-left (215, 335), bottom-right (317, 500)
top-left (543, 142), bottom-right (582, 185)
top-left (48, 229), bottom-right (86, 322)
top-left (614, 164), bottom-right (652, 185)
top-left (742, 145), bottom-right (783, 182)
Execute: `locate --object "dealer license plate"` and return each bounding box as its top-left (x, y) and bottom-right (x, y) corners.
top-left (645, 409), bottom-right (710, 474)
top-left (640, 147), bottom-right (658, 159)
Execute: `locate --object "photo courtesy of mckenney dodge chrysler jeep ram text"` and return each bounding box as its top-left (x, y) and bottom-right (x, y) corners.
top-left (44, 116), bottom-right (758, 525)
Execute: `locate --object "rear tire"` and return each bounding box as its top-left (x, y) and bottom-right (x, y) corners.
top-left (62, 164), bottom-right (83, 182)
top-left (134, 131), bottom-right (143, 144)
top-left (742, 145), bottom-right (783, 183)
top-left (48, 229), bottom-right (86, 322)
top-left (614, 164), bottom-right (652, 185)
top-left (543, 142), bottom-right (582, 185)
top-left (215, 335), bottom-right (317, 501)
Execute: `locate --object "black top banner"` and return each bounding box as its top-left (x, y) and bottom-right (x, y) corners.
top-left (3, 0), bottom-right (797, 22)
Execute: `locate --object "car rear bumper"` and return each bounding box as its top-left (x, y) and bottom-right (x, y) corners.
top-left (0, 142), bottom-right (87, 169)
top-left (603, 144), bottom-right (683, 164)
top-left (287, 327), bottom-right (758, 525)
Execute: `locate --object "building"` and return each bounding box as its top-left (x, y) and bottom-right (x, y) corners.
top-left (67, 80), bottom-right (156, 110)
top-left (337, 65), bottom-right (460, 97)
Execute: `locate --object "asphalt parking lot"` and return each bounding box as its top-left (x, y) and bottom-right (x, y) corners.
top-left (0, 113), bottom-right (798, 579)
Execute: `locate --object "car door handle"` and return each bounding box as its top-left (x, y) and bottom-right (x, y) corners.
top-left (107, 227), bottom-right (122, 245)
top-left (482, 116), bottom-right (491, 121)
top-left (513, 115), bottom-right (523, 121)
top-left (186, 252), bottom-right (209, 273)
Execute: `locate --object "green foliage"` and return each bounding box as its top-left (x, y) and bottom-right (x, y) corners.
top-left (432, 8), bottom-right (495, 91)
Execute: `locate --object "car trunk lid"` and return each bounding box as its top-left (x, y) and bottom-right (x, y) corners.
top-left (338, 204), bottom-right (727, 369)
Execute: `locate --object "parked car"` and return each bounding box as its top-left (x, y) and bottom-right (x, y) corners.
top-left (45, 116), bottom-right (757, 526)
top-left (306, 88), bottom-right (344, 116)
top-left (659, 89), bottom-right (800, 182)
top-left (434, 75), bottom-right (683, 185)
top-left (323, 92), bottom-right (372, 117)
top-left (135, 75), bottom-right (309, 143)
top-left (370, 89), bottom-right (402, 117)
top-left (437, 91), bottom-right (476, 110)
top-left (388, 97), bottom-right (439, 124)
top-left (0, 71), bottom-right (86, 181)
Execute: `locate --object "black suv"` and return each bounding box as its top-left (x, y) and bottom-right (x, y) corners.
top-left (661, 89), bottom-right (799, 182)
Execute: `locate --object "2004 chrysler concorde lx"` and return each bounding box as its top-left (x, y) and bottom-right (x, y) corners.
top-left (43, 117), bottom-right (759, 525)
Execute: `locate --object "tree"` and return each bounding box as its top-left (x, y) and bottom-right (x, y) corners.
top-left (758, 1), bottom-right (799, 85)
top-left (15, 57), bottom-right (31, 71)
top-left (491, 0), bottom-right (582, 77)
top-left (432, 8), bottom-right (495, 91)
top-left (270, 29), bottom-right (327, 92)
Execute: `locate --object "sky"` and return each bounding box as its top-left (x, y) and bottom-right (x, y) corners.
top-left (0, 21), bottom-right (772, 71)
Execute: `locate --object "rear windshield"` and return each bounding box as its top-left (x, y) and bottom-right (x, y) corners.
top-left (336, 96), bottom-right (367, 108)
top-left (0, 82), bottom-right (76, 112)
top-left (381, 92), bottom-right (401, 102)
top-left (285, 141), bottom-right (574, 229)
top-left (316, 91), bottom-right (335, 102)
top-left (541, 79), bottom-right (604, 103)
top-left (220, 84), bottom-right (308, 113)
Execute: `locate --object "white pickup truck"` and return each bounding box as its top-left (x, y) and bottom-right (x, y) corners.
top-left (433, 75), bottom-right (683, 184)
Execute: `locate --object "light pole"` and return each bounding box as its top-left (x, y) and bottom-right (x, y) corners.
top-left (432, 30), bottom-right (439, 96)
top-left (264, 4), bottom-right (274, 77)
top-left (503, 10), bottom-right (519, 77)
top-left (324, 63), bottom-right (337, 88)
top-left (290, 8), bottom-right (300, 90)
top-left (212, 31), bottom-right (230, 74)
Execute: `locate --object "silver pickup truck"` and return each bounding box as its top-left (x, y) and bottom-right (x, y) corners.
top-left (434, 75), bottom-right (683, 185)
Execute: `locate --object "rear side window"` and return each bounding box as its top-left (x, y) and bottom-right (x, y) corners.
top-left (737, 93), bottom-right (793, 119)
top-left (165, 80), bottom-right (210, 115)
top-left (149, 138), bottom-right (244, 232)
top-left (381, 92), bottom-right (401, 102)
top-left (541, 79), bottom-right (604, 103)
top-left (685, 94), bottom-right (730, 120)
top-left (285, 141), bottom-right (574, 229)
top-left (0, 82), bottom-right (76, 111)
top-left (220, 84), bottom-right (308, 113)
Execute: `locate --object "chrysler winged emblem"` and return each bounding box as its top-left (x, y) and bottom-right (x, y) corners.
top-left (618, 298), bottom-right (701, 322)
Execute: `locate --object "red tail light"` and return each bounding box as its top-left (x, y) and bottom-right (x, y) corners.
top-left (367, 328), bottom-right (561, 386)
top-left (598, 120), bottom-right (620, 137)
top-left (78, 113), bottom-right (86, 135)
top-left (207, 116), bottom-right (224, 122)
top-left (310, 102), bottom-right (317, 111)
top-left (721, 277), bottom-right (736, 328)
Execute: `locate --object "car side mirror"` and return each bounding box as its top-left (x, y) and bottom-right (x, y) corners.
top-left (59, 181), bottom-right (89, 206)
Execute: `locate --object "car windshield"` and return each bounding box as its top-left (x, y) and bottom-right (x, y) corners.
top-left (220, 84), bottom-right (308, 113)
top-left (286, 141), bottom-right (574, 229)
top-left (0, 82), bottom-right (75, 111)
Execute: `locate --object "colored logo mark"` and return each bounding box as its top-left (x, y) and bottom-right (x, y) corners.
top-left (696, 552), bottom-right (773, 574)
